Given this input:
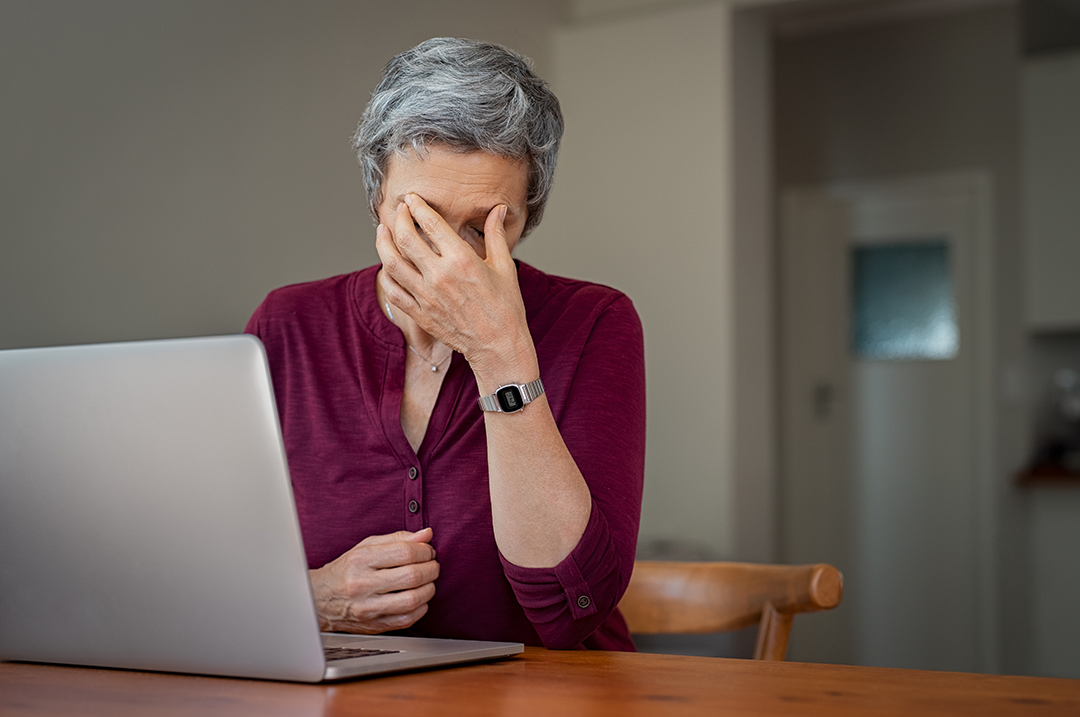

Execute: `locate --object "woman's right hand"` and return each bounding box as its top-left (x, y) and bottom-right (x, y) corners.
top-left (309, 528), bottom-right (440, 634)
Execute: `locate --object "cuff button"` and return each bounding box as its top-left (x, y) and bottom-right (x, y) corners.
top-left (577, 595), bottom-right (591, 609)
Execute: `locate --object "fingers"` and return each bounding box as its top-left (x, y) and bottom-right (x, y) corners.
top-left (310, 530), bottom-right (441, 634)
top-left (362, 541), bottom-right (437, 571)
top-left (375, 222), bottom-right (409, 277)
top-left (359, 527), bottom-right (433, 547)
top-left (355, 530), bottom-right (436, 568)
top-left (341, 561), bottom-right (438, 630)
top-left (368, 560), bottom-right (441, 593)
top-left (402, 526), bottom-right (435, 543)
top-left (402, 194), bottom-right (454, 257)
top-left (368, 605), bottom-right (429, 633)
top-left (375, 224), bottom-right (422, 315)
top-left (380, 200), bottom-right (452, 315)
top-left (483, 204), bottom-right (511, 267)
top-left (370, 582), bottom-right (436, 617)
top-left (348, 585), bottom-right (436, 632)
top-left (391, 197), bottom-right (444, 271)
top-left (317, 576), bottom-right (437, 634)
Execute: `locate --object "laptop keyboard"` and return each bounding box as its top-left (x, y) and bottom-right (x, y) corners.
top-left (323, 646), bottom-right (402, 662)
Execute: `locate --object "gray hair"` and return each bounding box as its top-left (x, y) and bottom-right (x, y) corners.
top-left (352, 37), bottom-right (564, 238)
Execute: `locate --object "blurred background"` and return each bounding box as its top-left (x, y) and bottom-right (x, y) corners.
top-left (2, 0), bottom-right (1078, 678)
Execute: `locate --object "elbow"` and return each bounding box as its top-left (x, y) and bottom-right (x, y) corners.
top-left (532, 598), bottom-right (616, 650)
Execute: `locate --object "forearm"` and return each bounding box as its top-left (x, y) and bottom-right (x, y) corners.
top-left (471, 288), bottom-right (645, 648)
top-left (473, 343), bottom-right (593, 569)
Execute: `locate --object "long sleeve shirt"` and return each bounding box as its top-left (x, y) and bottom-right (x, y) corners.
top-left (245, 261), bottom-right (645, 650)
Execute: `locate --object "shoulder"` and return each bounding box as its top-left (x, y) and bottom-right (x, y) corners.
top-left (255, 270), bottom-right (361, 317)
top-left (247, 267), bottom-right (377, 336)
top-left (520, 262), bottom-right (645, 434)
top-left (518, 263), bottom-right (643, 386)
top-left (518, 261), bottom-right (639, 325)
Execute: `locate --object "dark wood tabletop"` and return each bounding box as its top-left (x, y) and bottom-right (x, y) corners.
top-left (3, 647), bottom-right (1079, 716)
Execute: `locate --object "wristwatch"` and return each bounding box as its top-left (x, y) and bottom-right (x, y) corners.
top-left (478, 378), bottom-right (545, 413)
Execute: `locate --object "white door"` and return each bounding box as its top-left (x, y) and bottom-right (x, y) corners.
top-left (779, 174), bottom-right (997, 672)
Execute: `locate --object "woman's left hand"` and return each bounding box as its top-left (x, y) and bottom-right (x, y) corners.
top-left (374, 194), bottom-right (534, 384)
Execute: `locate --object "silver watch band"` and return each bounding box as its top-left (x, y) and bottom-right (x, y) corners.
top-left (478, 377), bottom-right (545, 413)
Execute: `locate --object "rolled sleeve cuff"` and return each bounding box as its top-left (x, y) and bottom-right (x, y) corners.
top-left (499, 505), bottom-right (623, 649)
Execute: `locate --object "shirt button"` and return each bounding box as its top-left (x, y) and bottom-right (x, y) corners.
top-left (408, 500), bottom-right (419, 514)
top-left (577, 595), bottom-right (591, 609)
top-left (408, 466), bottom-right (418, 480)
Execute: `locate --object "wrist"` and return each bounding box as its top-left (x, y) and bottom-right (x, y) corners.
top-left (308, 569), bottom-right (334, 631)
top-left (467, 336), bottom-right (539, 396)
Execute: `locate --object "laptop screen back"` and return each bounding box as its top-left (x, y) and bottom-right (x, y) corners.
top-left (0, 336), bottom-right (326, 681)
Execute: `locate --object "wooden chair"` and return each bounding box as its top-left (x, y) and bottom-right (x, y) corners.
top-left (618, 561), bottom-right (843, 660)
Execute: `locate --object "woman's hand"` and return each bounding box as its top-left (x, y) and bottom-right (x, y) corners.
top-left (374, 194), bottom-right (535, 389)
top-left (309, 528), bottom-right (440, 634)
top-left (374, 185), bottom-right (588, 570)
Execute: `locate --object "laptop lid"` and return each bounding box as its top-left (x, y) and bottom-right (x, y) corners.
top-left (0, 336), bottom-right (520, 682)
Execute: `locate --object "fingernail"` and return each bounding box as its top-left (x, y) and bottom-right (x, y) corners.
top-left (499, 205), bottom-right (507, 222)
top-left (404, 194), bottom-right (415, 207)
top-left (376, 223), bottom-right (385, 236)
top-left (397, 202), bottom-right (406, 212)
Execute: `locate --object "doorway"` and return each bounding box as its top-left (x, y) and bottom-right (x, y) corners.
top-left (779, 173), bottom-right (997, 672)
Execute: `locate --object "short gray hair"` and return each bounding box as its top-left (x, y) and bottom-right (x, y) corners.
top-left (352, 37), bottom-right (564, 238)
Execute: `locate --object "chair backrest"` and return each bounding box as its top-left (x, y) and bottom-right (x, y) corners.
top-left (618, 561), bottom-right (843, 660)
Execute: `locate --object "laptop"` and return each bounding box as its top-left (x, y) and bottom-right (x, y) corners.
top-left (0, 335), bottom-right (522, 682)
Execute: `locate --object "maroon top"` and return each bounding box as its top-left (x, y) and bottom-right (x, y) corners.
top-left (245, 261), bottom-right (645, 650)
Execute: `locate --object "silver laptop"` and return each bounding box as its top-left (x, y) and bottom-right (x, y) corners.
top-left (0, 335), bottom-right (522, 682)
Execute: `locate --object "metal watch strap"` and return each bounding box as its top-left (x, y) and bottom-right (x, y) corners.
top-left (478, 377), bottom-right (545, 413)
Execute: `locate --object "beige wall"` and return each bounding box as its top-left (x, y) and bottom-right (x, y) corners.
top-left (521, 3), bottom-right (738, 559)
top-left (520, 0), bottom-right (776, 566)
top-left (0, 0), bottom-right (570, 350)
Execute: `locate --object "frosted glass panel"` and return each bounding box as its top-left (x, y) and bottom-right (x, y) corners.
top-left (852, 240), bottom-right (958, 360)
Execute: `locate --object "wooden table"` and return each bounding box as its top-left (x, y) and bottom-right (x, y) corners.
top-left (3, 648), bottom-right (1079, 716)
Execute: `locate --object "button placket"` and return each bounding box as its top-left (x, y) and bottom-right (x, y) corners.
top-left (405, 465), bottom-right (423, 530)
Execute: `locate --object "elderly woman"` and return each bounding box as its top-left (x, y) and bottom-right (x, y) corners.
top-left (245, 38), bottom-right (645, 650)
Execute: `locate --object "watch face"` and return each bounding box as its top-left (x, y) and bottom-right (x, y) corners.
top-left (496, 385), bottom-right (524, 412)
